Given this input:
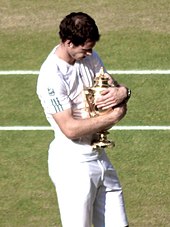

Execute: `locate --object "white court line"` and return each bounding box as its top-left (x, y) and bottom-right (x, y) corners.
top-left (0, 70), bottom-right (170, 75)
top-left (109, 70), bottom-right (170, 75)
top-left (0, 70), bottom-right (40, 75)
top-left (0, 126), bottom-right (170, 131)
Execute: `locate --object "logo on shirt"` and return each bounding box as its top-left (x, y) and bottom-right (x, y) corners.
top-left (48, 88), bottom-right (55, 96)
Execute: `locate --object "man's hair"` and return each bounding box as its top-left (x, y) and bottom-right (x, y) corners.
top-left (59, 12), bottom-right (100, 46)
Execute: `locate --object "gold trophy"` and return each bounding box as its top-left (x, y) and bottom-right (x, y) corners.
top-left (84, 67), bottom-right (115, 149)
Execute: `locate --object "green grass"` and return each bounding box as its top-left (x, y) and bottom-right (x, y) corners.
top-left (0, 131), bottom-right (169, 227)
top-left (0, 74), bottom-right (169, 126)
top-left (108, 130), bottom-right (170, 227)
top-left (97, 31), bottom-right (170, 69)
top-left (0, 75), bottom-right (47, 126)
top-left (0, 131), bottom-right (61, 227)
top-left (1, 0), bottom-right (170, 70)
top-left (0, 0), bottom-right (170, 226)
top-left (1, 30), bottom-right (170, 70)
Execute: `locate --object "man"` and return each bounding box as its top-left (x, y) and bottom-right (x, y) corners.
top-left (37, 12), bottom-right (130, 227)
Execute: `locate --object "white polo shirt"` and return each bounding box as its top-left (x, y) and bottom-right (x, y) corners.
top-left (37, 46), bottom-right (105, 161)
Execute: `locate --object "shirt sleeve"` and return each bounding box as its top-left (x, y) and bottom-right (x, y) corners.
top-left (37, 70), bottom-right (71, 114)
top-left (91, 51), bottom-right (105, 74)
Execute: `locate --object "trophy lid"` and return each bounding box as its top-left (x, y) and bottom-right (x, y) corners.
top-left (94, 67), bottom-right (110, 88)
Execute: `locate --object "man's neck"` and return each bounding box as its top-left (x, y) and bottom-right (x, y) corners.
top-left (55, 43), bottom-right (75, 65)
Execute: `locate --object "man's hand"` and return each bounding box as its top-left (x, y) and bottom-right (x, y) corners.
top-left (111, 103), bottom-right (127, 122)
top-left (95, 86), bottom-right (127, 110)
top-left (105, 103), bottom-right (127, 128)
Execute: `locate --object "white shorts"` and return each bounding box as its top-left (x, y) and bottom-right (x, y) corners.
top-left (48, 146), bottom-right (128, 227)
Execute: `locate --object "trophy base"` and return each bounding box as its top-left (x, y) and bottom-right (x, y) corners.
top-left (91, 131), bottom-right (115, 149)
top-left (92, 140), bottom-right (115, 149)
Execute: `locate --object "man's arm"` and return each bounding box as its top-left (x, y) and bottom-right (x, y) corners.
top-left (52, 104), bottom-right (126, 140)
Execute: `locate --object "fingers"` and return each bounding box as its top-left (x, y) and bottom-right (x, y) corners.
top-left (100, 87), bottom-right (117, 96)
top-left (112, 104), bottom-right (127, 120)
top-left (98, 103), bottom-right (115, 110)
top-left (95, 87), bottom-right (118, 107)
top-left (96, 87), bottom-right (120, 102)
top-left (96, 86), bottom-right (128, 111)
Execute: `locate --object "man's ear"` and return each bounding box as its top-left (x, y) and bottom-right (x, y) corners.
top-left (66, 40), bottom-right (73, 48)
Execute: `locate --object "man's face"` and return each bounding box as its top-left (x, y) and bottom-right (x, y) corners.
top-left (68, 40), bottom-right (96, 61)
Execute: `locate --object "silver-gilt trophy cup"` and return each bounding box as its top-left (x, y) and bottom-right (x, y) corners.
top-left (84, 67), bottom-right (115, 149)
